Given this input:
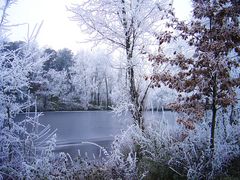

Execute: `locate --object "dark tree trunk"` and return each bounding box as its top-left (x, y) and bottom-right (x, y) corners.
top-left (43, 95), bottom-right (47, 110)
top-left (6, 106), bottom-right (13, 162)
top-left (121, 0), bottom-right (145, 131)
top-left (229, 105), bottom-right (235, 125)
top-left (210, 74), bottom-right (217, 152)
top-left (127, 61), bottom-right (145, 131)
top-left (210, 102), bottom-right (217, 151)
top-left (97, 91), bottom-right (100, 106)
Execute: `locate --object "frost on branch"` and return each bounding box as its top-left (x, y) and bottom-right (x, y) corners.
top-left (148, 0), bottom-right (240, 178)
top-left (69, 0), bottom-right (175, 130)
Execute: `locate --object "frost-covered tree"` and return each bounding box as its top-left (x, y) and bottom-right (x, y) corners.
top-left (35, 48), bottom-right (75, 111)
top-left (0, 1), bottom-right (56, 178)
top-left (54, 48), bottom-right (74, 72)
top-left (151, 0), bottom-right (240, 150)
top-left (42, 48), bottom-right (57, 71)
top-left (149, 0), bottom-right (240, 178)
top-left (71, 50), bottom-right (114, 109)
top-left (37, 49), bottom-right (115, 111)
top-left (69, 0), bottom-right (174, 130)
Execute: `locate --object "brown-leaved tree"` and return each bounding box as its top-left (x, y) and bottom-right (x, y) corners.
top-left (150, 0), bottom-right (240, 151)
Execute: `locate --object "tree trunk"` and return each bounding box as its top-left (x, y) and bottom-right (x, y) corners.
top-left (210, 74), bottom-right (217, 152)
top-left (127, 62), bottom-right (145, 131)
top-left (6, 106), bottom-right (13, 162)
top-left (104, 76), bottom-right (109, 109)
top-left (210, 102), bottom-right (217, 151)
top-left (97, 85), bottom-right (100, 106)
top-left (121, 0), bottom-right (145, 131)
top-left (43, 95), bottom-right (47, 110)
top-left (229, 105), bottom-right (235, 125)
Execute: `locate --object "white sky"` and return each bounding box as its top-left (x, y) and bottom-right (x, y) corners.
top-left (7, 0), bottom-right (192, 52)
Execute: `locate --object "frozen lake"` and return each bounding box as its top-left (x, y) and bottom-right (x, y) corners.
top-left (18, 111), bottom-right (176, 158)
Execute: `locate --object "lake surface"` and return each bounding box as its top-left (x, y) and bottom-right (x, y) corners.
top-left (18, 111), bottom-right (176, 158)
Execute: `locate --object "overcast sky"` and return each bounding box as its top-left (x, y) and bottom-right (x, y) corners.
top-left (7, 0), bottom-right (192, 52)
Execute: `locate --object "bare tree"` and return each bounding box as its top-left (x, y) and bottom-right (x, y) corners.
top-left (69, 0), bottom-right (174, 130)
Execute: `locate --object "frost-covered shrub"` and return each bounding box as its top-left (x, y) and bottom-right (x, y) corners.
top-left (0, 1), bottom-right (58, 178)
top-left (138, 117), bottom-right (181, 179)
top-left (106, 125), bottom-right (141, 179)
top-left (107, 109), bottom-right (240, 179)
top-left (169, 123), bottom-right (212, 179)
top-left (106, 118), bottom-right (180, 179)
top-left (169, 112), bottom-right (240, 179)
